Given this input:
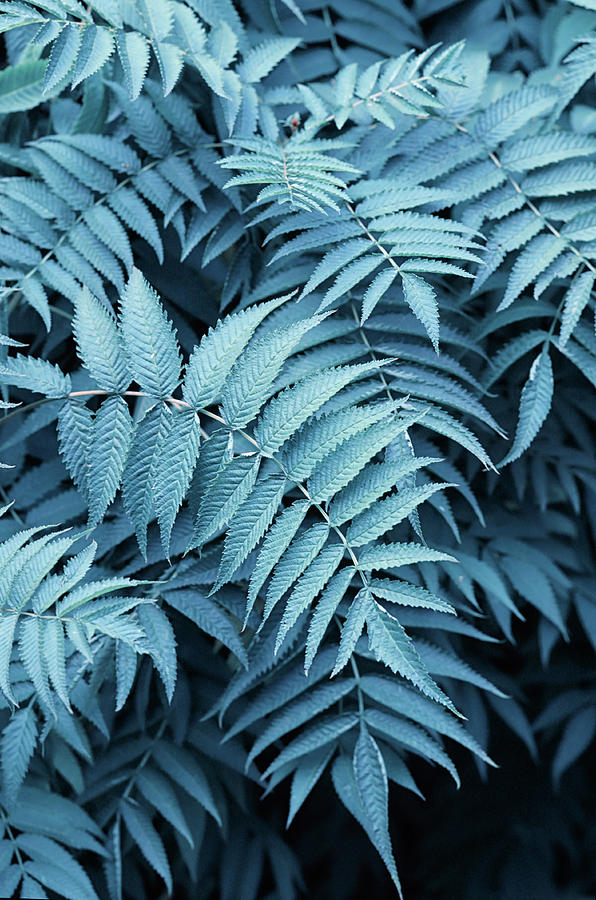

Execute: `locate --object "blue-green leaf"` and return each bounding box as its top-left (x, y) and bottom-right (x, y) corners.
top-left (153, 741), bottom-right (222, 825)
top-left (215, 472), bottom-right (286, 592)
top-left (499, 347), bottom-right (553, 467)
top-left (222, 316), bottom-right (324, 429)
top-left (552, 707), bottom-right (596, 786)
top-left (0, 60), bottom-right (47, 113)
top-left (116, 30), bottom-right (150, 101)
top-left (88, 396), bottom-right (132, 525)
top-left (182, 293), bottom-right (292, 409)
top-left (153, 408), bottom-right (201, 556)
top-left (122, 402), bottom-right (171, 558)
top-left (120, 269), bottom-right (181, 398)
top-left (353, 724), bottom-right (401, 894)
top-left (137, 604), bottom-right (177, 701)
top-left (42, 24), bottom-right (81, 94)
top-left (366, 602), bottom-right (458, 712)
top-left (559, 271), bottom-right (595, 348)
top-left (1, 706), bottom-right (37, 805)
top-left (71, 26), bottom-right (115, 88)
top-left (400, 273), bottom-right (439, 351)
top-left (246, 500), bottom-right (310, 619)
top-left (121, 801), bottom-right (172, 893)
top-left (192, 454), bottom-right (260, 549)
top-left (73, 287), bottom-right (129, 392)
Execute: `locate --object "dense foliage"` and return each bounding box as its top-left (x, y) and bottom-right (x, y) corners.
top-left (1, 0), bottom-right (596, 897)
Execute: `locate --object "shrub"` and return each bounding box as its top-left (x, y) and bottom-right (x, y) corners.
top-left (1, 1), bottom-right (596, 897)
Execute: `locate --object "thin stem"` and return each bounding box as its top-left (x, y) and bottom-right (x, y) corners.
top-left (350, 301), bottom-right (395, 403)
top-left (199, 408), bottom-right (368, 580)
top-left (0, 383), bottom-right (379, 672)
top-left (0, 396), bottom-right (57, 425)
top-left (320, 75), bottom-right (435, 128)
top-left (65, 390), bottom-right (374, 590)
top-left (0, 486), bottom-right (23, 525)
top-left (349, 651), bottom-right (365, 715)
top-left (346, 202), bottom-right (400, 274)
top-left (48, 304), bottom-right (74, 322)
top-left (446, 118), bottom-right (596, 279)
top-left (0, 607), bottom-right (109, 623)
top-left (0, 807), bottom-right (26, 875)
top-left (503, 1), bottom-right (521, 51)
top-left (322, 6), bottom-right (342, 64)
top-left (121, 718), bottom-right (168, 803)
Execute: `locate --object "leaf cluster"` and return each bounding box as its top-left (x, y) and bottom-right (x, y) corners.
top-left (1, 1), bottom-right (596, 898)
